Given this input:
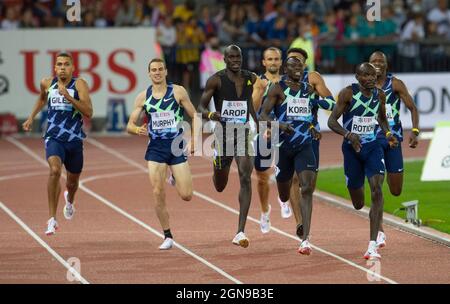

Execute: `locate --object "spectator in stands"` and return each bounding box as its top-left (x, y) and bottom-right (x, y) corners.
top-left (93, 1), bottom-right (108, 28)
top-left (1, 6), bottom-right (19, 30)
top-left (172, 0), bottom-right (195, 22)
top-left (427, 0), bottom-right (450, 38)
top-left (83, 10), bottom-right (96, 27)
top-left (319, 11), bottom-right (338, 72)
top-left (20, 7), bottom-right (38, 28)
top-left (175, 16), bottom-right (204, 92)
top-left (375, 6), bottom-right (398, 61)
top-left (244, 4), bottom-right (264, 45)
top-left (267, 16), bottom-right (288, 48)
top-left (399, 12), bottom-right (425, 72)
top-left (218, 4), bottom-right (246, 44)
top-left (198, 5), bottom-right (218, 38)
top-left (392, 0), bottom-right (407, 31)
top-left (343, 14), bottom-right (363, 72)
top-left (199, 35), bottom-right (225, 89)
top-left (157, 15), bottom-right (176, 77)
top-left (115, 0), bottom-right (139, 27)
top-left (290, 17), bottom-right (315, 71)
top-left (142, 0), bottom-right (164, 27)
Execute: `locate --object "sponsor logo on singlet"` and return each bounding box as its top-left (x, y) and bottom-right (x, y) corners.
top-left (221, 100), bottom-right (247, 123)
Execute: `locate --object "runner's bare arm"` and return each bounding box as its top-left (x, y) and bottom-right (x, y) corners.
top-left (377, 90), bottom-right (399, 148)
top-left (377, 90), bottom-right (390, 134)
top-left (126, 90), bottom-right (147, 136)
top-left (394, 77), bottom-right (419, 148)
top-left (328, 86), bottom-right (351, 137)
top-left (329, 86), bottom-right (362, 152)
top-left (259, 82), bottom-right (280, 125)
top-left (67, 78), bottom-right (93, 118)
top-left (309, 71), bottom-right (332, 97)
top-left (197, 75), bottom-right (220, 120)
top-left (248, 73), bottom-right (259, 131)
top-left (251, 76), bottom-right (266, 113)
top-left (309, 72), bottom-right (335, 110)
top-left (175, 85), bottom-right (200, 152)
top-left (22, 77), bottom-right (51, 132)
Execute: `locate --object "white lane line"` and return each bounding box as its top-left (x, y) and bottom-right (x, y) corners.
top-left (0, 201), bottom-right (89, 284)
top-left (80, 170), bottom-right (142, 184)
top-left (0, 171), bottom-right (47, 182)
top-left (86, 138), bottom-right (398, 284)
top-left (6, 137), bottom-right (242, 285)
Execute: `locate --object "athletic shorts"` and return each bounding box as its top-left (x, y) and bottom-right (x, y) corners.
top-left (377, 136), bottom-right (403, 173)
top-left (312, 138), bottom-right (320, 169)
top-left (275, 141), bottom-right (317, 183)
top-left (342, 140), bottom-right (385, 189)
top-left (145, 138), bottom-right (187, 165)
top-left (45, 138), bottom-right (83, 174)
top-left (254, 134), bottom-right (273, 172)
top-left (212, 124), bottom-right (253, 170)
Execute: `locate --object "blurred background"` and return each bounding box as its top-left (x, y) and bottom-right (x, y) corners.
top-left (0, 0), bottom-right (449, 133)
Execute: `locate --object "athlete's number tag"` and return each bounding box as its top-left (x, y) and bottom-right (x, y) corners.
top-left (287, 97), bottom-right (310, 121)
top-left (49, 89), bottom-right (75, 111)
top-left (385, 104), bottom-right (395, 126)
top-left (351, 115), bottom-right (377, 136)
top-left (221, 100), bottom-right (247, 123)
top-left (151, 111), bottom-right (176, 132)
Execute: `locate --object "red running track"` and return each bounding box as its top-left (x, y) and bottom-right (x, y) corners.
top-left (0, 133), bottom-right (448, 284)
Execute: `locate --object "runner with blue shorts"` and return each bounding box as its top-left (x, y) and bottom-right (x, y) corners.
top-left (22, 52), bottom-right (93, 235)
top-left (328, 62), bottom-right (398, 260)
top-left (127, 58), bottom-right (199, 250)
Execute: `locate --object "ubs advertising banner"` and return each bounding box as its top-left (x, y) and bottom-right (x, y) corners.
top-left (0, 28), bottom-right (157, 119)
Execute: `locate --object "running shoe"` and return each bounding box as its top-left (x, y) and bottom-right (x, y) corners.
top-left (298, 239), bottom-right (312, 255)
top-left (260, 205), bottom-right (271, 234)
top-left (278, 197), bottom-right (292, 219)
top-left (159, 238), bottom-right (174, 250)
top-left (63, 191), bottom-right (75, 220)
top-left (232, 232), bottom-right (249, 248)
top-left (376, 231), bottom-right (386, 248)
top-left (364, 241), bottom-right (381, 260)
top-left (45, 217), bottom-right (58, 236)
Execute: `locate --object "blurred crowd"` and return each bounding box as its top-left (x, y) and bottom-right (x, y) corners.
top-left (1, 0), bottom-right (450, 92)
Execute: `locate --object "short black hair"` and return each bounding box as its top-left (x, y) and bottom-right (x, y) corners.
top-left (56, 52), bottom-right (73, 63)
top-left (263, 47), bottom-right (282, 59)
top-left (148, 58), bottom-right (166, 71)
top-left (287, 48), bottom-right (308, 60)
top-left (224, 45), bottom-right (242, 57)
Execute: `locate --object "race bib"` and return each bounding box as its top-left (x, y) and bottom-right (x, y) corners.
top-left (49, 89), bottom-right (75, 111)
top-left (385, 104), bottom-right (395, 126)
top-left (351, 115), bottom-right (377, 136)
top-left (151, 111), bottom-right (176, 132)
top-left (286, 97), bottom-right (310, 121)
top-left (221, 100), bottom-right (247, 123)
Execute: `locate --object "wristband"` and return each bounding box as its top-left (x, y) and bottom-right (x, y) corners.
top-left (309, 124), bottom-right (315, 130)
top-left (412, 128), bottom-right (420, 135)
top-left (135, 126), bottom-right (140, 135)
top-left (207, 112), bottom-right (214, 120)
top-left (386, 131), bottom-right (392, 137)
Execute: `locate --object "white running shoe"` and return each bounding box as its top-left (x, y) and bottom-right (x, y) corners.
top-left (159, 238), bottom-right (174, 250)
top-left (364, 241), bottom-right (381, 260)
top-left (63, 191), bottom-right (75, 220)
top-left (298, 239), bottom-right (312, 255)
top-left (260, 205), bottom-right (271, 234)
top-left (376, 231), bottom-right (386, 248)
top-left (167, 174), bottom-right (176, 186)
top-left (232, 232), bottom-right (249, 248)
top-left (278, 197), bottom-right (292, 219)
top-left (45, 217), bottom-right (58, 235)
